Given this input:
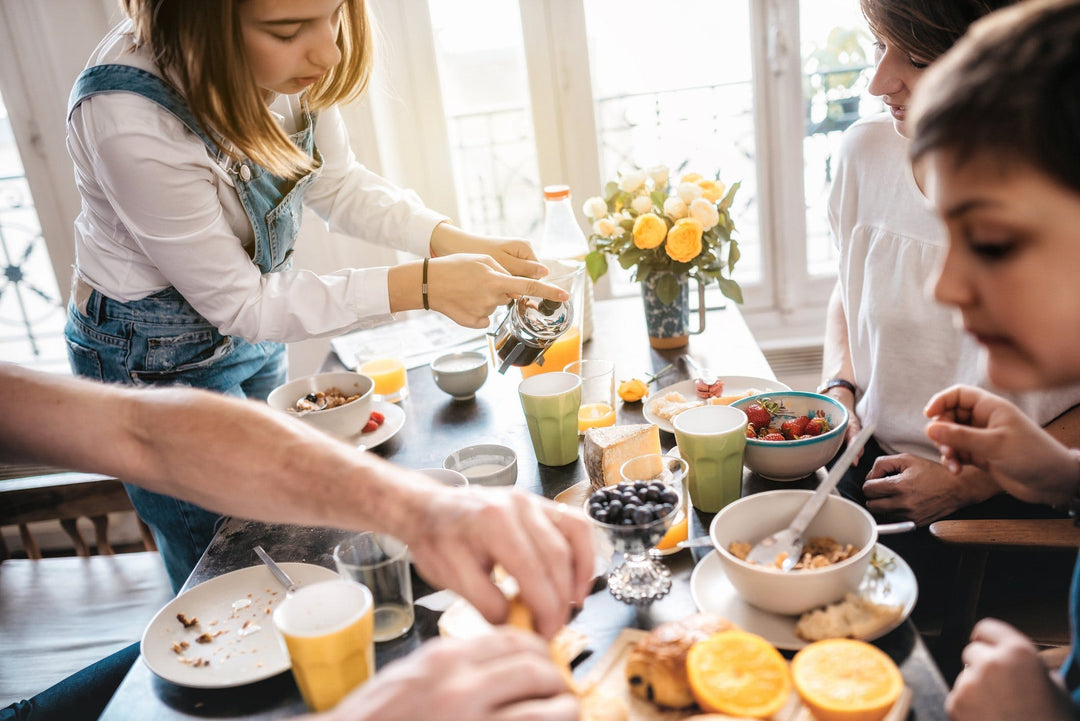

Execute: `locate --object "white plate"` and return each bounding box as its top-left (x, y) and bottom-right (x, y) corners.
top-left (349, 400), bottom-right (405, 450)
top-left (689, 544), bottom-right (918, 651)
top-left (141, 562), bottom-right (339, 688)
top-left (644, 376), bottom-right (791, 434)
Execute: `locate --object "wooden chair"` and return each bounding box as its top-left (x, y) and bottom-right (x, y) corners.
top-left (929, 518), bottom-right (1080, 681)
top-left (0, 463), bottom-right (157, 560)
top-left (0, 465), bottom-right (173, 706)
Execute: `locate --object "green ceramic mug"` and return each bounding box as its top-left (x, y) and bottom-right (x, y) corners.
top-left (518, 371), bottom-right (582, 466)
top-left (673, 404), bottom-right (748, 512)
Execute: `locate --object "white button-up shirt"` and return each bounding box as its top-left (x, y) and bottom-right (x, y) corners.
top-left (67, 21), bottom-right (446, 343)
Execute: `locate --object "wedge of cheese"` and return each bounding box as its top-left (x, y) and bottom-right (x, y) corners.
top-left (583, 423), bottom-right (662, 490)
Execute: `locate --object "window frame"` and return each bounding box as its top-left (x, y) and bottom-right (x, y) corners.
top-left (365, 0), bottom-right (837, 342)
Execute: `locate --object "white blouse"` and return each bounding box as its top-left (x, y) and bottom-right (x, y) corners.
top-left (66, 21), bottom-right (446, 343)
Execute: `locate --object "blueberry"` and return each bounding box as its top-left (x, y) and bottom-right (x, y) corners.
top-left (593, 509), bottom-right (608, 523)
top-left (622, 517), bottom-right (636, 525)
top-left (633, 507), bottom-right (652, 524)
top-left (305, 392), bottom-right (319, 403)
top-left (660, 490), bottom-right (679, 505)
top-left (659, 503), bottom-right (674, 516)
top-left (644, 488), bottom-right (660, 502)
top-left (607, 499), bottom-right (623, 515)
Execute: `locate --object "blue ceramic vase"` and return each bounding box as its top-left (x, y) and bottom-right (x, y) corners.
top-left (640, 273), bottom-right (690, 349)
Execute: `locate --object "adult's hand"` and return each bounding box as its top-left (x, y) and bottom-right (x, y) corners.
top-left (946, 619), bottom-right (1075, 721)
top-left (401, 487), bottom-right (594, 640)
top-left (426, 254), bottom-right (568, 330)
top-left (320, 630), bottom-right (579, 721)
top-left (861, 453), bottom-right (998, 526)
top-left (925, 385), bottom-right (1078, 506)
top-left (430, 223), bottom-right (550, 281)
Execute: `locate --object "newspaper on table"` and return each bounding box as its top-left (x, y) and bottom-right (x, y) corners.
top-left (331, 312), bottom-right (489, 371)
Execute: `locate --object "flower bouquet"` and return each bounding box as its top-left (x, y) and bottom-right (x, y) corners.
top-left (582, 165), bottom-right (743, 306)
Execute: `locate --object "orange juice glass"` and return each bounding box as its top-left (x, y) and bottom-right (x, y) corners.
top-left (564, 359), bottom-right (615, 434)
top-left (359, 357), bottom-right (408, 402)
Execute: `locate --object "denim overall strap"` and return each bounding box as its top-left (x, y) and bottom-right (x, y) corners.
top-left (68, 64), bottom-right (219, 150)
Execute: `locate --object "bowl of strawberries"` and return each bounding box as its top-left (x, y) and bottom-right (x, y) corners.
top-left (729, 391), bottom-right (849, 481)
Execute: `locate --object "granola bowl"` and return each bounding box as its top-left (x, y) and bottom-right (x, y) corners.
top-left (267, 371), bottom-right (375, 441)
top-left (708, 490), bottom-right (876, 616)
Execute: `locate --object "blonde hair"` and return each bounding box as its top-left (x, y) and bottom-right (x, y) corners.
top-left (121, 0), bottom-right (374, 178)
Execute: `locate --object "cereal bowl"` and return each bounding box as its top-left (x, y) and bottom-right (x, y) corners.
top-left (730, 391), bottom-right (848, 481)
top-left (267, 371), bottom-right (374, 440)
top-left (431, 351), bottom-right (489, 400)
top-left (443, 443), bottom-right (517, 487)
top-left (708, 490), bottom-right (876, 616)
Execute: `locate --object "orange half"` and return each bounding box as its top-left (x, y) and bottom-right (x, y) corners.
top-left (686, 630), bottom-right (791, 718)
top-left (791, 639), bottom-right (903, 721)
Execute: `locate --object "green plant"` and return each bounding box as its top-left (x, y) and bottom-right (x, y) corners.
top-left (582, 166), bottom-right (742, 306)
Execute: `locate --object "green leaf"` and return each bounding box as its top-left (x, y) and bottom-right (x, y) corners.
top-left (719, 181), bottom-right (742, 212)
top-left (728, 238), bottom-right (741, 272)
top-left (649, 190), bottom-right (667, 210)
top-left (604, 181), bottom-right (619, 200)
top-left (618, 249), bottom-right (641, 270)
top-left (585, 251), bottom-right (608, 282)
top-left (656, 273), bottom-right (680, 305)
top-left (717, 277), bottom-right (744, 304)
top-left (620, 218), bottom-right (635, 232)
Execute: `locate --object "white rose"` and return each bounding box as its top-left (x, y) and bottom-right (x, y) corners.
top-left (689, 197), bottom-right (720, 230)
top-left (647, 165), bottom-right (669, 188)
top-left (663, 196), bottom-right (688, 220)
top-left (593, 218), bottom-right (618, 237)
top-left (583, 196), bottom-right (608, 220)
top-left (630, 195), bottom-right (654, 214)
top-left (618, 169), bottom-right (647, 193)
top-left (677, 182), bottom-right (704, 204)
top-left (614, 211), bottom-right (632, 225)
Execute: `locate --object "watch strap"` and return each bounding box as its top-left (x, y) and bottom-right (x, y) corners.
top-left (817, 378), bottom-right (857, 396)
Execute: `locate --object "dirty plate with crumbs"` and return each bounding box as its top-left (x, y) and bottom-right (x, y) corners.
top-left (141, 562), bottom-right (339, 688)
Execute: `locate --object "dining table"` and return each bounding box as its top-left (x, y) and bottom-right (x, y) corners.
top-left (99, 296), bottom-right (950, 720)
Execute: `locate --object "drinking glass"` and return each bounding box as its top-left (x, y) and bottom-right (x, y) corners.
top-left (564, 359), bottom-right (616, 433)
top-left (356, 339), bottom-right (408, 403)
top-left (333, 533), bottom-right (414, 642)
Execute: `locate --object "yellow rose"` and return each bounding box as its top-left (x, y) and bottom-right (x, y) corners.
top-left (680, 172), bottom-right (704, 184)
top-left (697, 179), bottom-right (726, 202)
top-left (618, 378), bottom-right (649, 403)
top-left (665, 218), bottom-right (704, 262)
top-left (632, 213), bottom-right (667, 250)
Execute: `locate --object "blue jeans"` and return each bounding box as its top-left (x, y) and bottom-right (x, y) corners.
top-left (65, 285), bottom-right (287, 592)
top-left (0, 643), bottom-right (138, 721)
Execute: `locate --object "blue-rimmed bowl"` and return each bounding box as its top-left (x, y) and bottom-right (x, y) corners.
top-left (730, 391), bottom-right (849, 481)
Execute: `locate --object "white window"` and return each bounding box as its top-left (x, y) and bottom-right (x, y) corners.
top-left (371, 0), bottom-right (880, 343)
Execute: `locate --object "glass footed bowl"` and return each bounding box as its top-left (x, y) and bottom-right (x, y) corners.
top-left (584, 474), bottom-right (682, 605)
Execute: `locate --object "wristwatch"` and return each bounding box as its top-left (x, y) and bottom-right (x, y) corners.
top-left (817, 378), bottom-right (857, 396)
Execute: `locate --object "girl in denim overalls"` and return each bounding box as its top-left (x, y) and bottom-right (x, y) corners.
top-left (65, 0), bottom-right (566, 593)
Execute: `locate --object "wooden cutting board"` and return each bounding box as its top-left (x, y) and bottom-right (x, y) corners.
top-left (578, 628), bottom-right (912, 721)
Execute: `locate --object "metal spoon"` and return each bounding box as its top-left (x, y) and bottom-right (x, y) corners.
top-left (254, 545), bottom-right (299, 594)
top-left (681, 353), bottom-right (718, 385)
top-left (745, 423), bottom-right (876, 571)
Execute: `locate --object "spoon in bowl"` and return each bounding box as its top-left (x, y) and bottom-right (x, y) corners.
top-left (745, 422), bottom-right (876, 571)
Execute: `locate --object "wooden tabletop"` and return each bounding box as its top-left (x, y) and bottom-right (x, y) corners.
top-left (99, 297), bottom-right (949, 720)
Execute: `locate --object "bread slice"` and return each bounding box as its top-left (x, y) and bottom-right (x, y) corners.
top-left (795, 593), bottom-right (903, 642)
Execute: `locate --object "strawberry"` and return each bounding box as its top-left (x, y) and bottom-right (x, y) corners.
top-left (780, 416), bottom-right (810, 440)
top-left (743, 402), bottom-right (772, 429)
top-left (368, 410), bottom-right (386, 426)
top-left (803, 417), bottom-right (829, 436)
top-left (361, 418), bottom-right (379, 433)
top-left (762, 432), bottom-right (786, 442)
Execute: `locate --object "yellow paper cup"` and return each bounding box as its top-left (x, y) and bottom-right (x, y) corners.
top-left (273, 579), bottom-right (375, 712)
